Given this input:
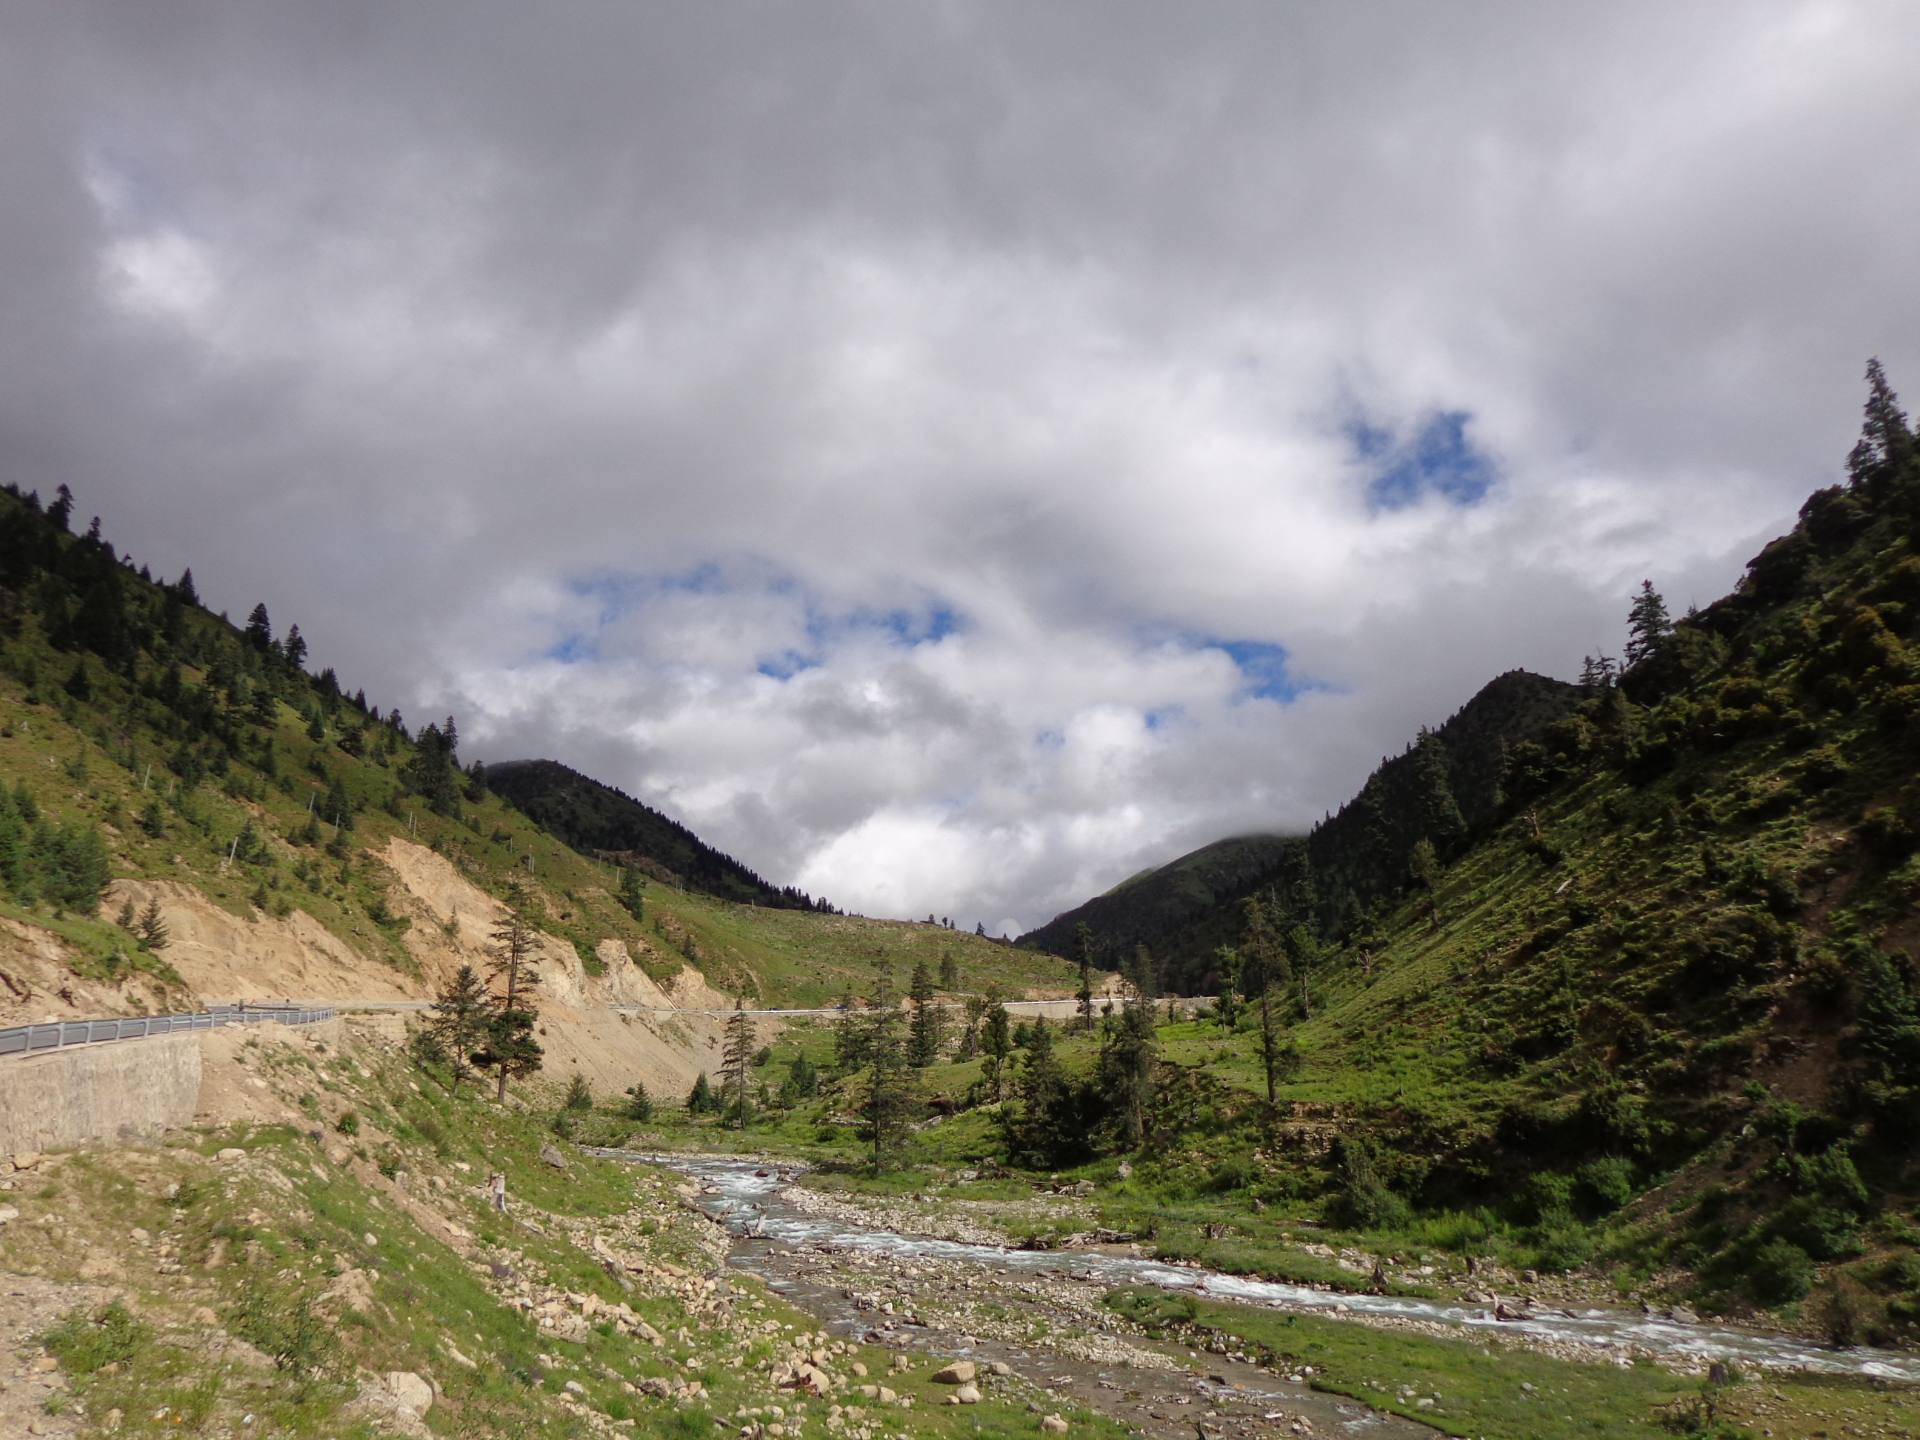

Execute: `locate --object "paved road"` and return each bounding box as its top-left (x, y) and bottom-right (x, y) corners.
top-left (265, 996), bottom-right (1207, 1021)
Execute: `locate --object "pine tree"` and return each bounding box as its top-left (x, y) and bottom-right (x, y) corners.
top-left (326, 775), bottom-right (354, 831)
top-left (723, 1000), bottom-right (755, 1128)
top-left (833, 995), bottom-right (871, 1074)
top-left (907, 958), bottom-right (943, 1066)
top-left (861, 967), bottom-right (914, 1171)
top-left (563, 1073), bottom-right (593, 1112)
top-left (1239, 896), bottom-right (1291, 1106)
top-left (135, 895), bottom-right (169, 951)
top-left (1409, 836), bottom-right (1442, 927)
top-left (47, 483), bottom-right (72, 533)
top-left (1624, 580), bottom-right (1673, 669)
top-left (283, 625), bottom-right (308, 673)
top-left (938, 952), bottom-right (960, 990)
top-left (1213, 945), bottom-right (1242, 1028)
top-left (1849, 358), bottom-right (1916, 496)
top-left (244, 603), bottom-right (273, 653)
top-left (619, 862), bottom-right (646, 921)
top-left (1074, 922), bottom-right (1097, 1032)
top-left (687, 1072), bottom-right (716, 1114)
top-left (1411, 730), bottom-right (1465, 856)
top-left (778, 1054), bottom-right (819, 1105)
top-left (1002, 1022), bottom-right (1081, 1167)
top-left (1100, 955), bottom-right (1158, 1149)
top-left (483, 880), bottom-right (542, 1102)
top-left (980, 987), bottom-right (1013, 1103)
top-left (174, 568), bottom-right (198, 606)
top-left (1283, 922), bottom-right (1324, 1019)
top-left (624, 1082), bottom-right (654, 1121)
top-left (430, 963), bottom-right (490, 1092)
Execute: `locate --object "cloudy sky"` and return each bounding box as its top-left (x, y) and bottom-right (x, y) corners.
top-left (3, 3), bottom-right (1917, 934)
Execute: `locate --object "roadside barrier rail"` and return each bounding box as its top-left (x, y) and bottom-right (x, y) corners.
top-left (0, 1003), bottom-right (336, 1061)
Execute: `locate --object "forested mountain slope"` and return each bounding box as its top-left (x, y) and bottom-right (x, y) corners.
top-left (1021, 669), bottom-right (1580, 989)
top-left (486, 757), bottom-right (831, 911)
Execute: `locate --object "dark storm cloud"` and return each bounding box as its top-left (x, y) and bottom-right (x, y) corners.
top-left (2, 1), bottom-right (1916, 928)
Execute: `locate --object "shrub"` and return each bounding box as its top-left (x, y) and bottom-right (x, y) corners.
top-left (1860, 805), bottom-right (1918, 859)
top-left (1207, 1155), bottom-right (1256, 1194)
top-left (1327, 1136), bottom-right (1408, 1230)
top-left (1747, 1238), bottom-right (1815, 1305)
top-left (1531, 1217), bottom-right (1595, 1272)
top-left (1522, 1170), bottom-right (1577, 1223)
top-left (39, 1302), bottom-right (147, 1375)
top-left (1576, 1156), bottom-right (1637, 1217)
top-left (230, 1276), bottom-right (337, 1375)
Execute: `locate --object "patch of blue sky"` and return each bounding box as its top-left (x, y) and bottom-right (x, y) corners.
top-left (544, 633), bottom-right (598, 665)
top-left (557, 563), bottom-right (964, 677)
top-left (756, 651), bottom-right (822, 681)
top-left (1210, 638), bottom-right (1313, 702)
top-left (1349, 409), bottom-right (1497, 511)
top-left (565, 562), bottom-right (729, 623)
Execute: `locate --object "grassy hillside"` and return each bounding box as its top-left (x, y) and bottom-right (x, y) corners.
top-left (0, 486), bottom-right (1074, 1011)
top-left (0, 1017), bottom-right (1121, 1440)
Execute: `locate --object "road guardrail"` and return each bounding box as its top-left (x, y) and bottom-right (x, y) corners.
top-left (0, 1003), bottom-right (336, 1061)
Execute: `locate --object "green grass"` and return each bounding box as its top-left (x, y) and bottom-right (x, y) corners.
top-left (1105, 1287), bottom-right (1920, 1440)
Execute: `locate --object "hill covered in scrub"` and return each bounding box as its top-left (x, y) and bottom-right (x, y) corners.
top-left (1020, 668), bottom-right (1581, 990)
top-left (0, 484), bottom-right (1078, 1052)
top-left (486, 757), bottom-right (833, 912)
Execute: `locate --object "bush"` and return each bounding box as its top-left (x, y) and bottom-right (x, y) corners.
top-left (1576, 1156), bottom-right (1637, 1217)
top-left (1531, 1217), bottom-right (1595, 1272)
top-left (39, 1302), bottom-right (147, 1375)
top-left (230, 1276), bottom-right (337, 1375)
top-left (1524, 1171), bottom-right (1576, 1223)
top-left (1747, 1238), bottom-right (1815, 1305)
top-left (1327, 1137), bottom-right (1408, 1230)
top-left (1207, 1155), bottom-right (1256, 1193)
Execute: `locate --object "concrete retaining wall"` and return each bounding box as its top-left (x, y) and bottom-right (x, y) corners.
top-left (0, 1033), bottom-right (202, 1154)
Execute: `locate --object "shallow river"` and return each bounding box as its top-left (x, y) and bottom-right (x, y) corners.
top-left (607, 1151), bottom-right (1920, 1391)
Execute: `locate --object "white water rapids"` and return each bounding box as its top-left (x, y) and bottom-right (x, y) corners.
top-left (605, 1151), bottom-right (1920, 1384)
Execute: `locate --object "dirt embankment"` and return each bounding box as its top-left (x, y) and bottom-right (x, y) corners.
top-left (8, 839), bottom-right (743, 1103)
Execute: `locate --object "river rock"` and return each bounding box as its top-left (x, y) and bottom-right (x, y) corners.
top-left (1670, 1306), bottom-right (1700, 1324)
top-left (931, 1361), bottom-right (976, 1384)
top-left (948, 1383), bottom-right (981, 1404)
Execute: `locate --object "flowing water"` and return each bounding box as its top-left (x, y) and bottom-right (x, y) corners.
top-left (603, 1150), bottom-right (1920, 1403)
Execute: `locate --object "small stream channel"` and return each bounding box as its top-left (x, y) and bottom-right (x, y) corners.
top-left (603, 1151), bottom-right (1920, 1412)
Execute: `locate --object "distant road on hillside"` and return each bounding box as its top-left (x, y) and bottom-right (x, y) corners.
top-left (259, 996), bottom-right (1207, 1022)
